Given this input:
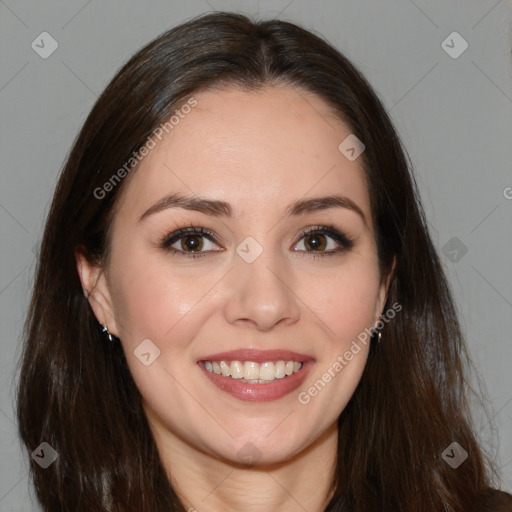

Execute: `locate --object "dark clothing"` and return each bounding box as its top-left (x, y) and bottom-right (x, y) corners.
top-left (480, 489), bottom-right (512, 511)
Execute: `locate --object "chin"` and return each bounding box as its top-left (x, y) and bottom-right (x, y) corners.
top-left (212, 435), bottom-right (305, 468)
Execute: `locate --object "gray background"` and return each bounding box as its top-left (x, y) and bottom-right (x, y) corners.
top-left (1, 0), bottom-right (511, 509)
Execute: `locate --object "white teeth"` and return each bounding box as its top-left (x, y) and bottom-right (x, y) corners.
top-left (219, 360), bottom-right (231, 377)
top-left (259, 362), bottom-right (275, 381)
top-left (231, 360), bottom-right (244, 379)
top-left (243, 361), bottom-right (259, 380)
top-left (274, 360), bottom-right (286, 379)
top-left (202, 359), bottom-right (304, 382)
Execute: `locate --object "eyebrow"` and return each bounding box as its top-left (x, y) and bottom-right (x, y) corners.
top-left (139, 193), bottom-right (367, 225)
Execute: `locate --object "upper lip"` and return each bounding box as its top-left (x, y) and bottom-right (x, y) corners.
top-left (198, 348), bottom-right (314, 364)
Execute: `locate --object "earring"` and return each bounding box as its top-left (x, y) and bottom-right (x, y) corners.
top-left (101, 324), bottom-right (115, 342)
top-left (377, 331), bottom-right (382, 344)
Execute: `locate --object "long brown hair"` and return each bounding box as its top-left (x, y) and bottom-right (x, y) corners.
top-left (17, 11), bottom-right (499, 511)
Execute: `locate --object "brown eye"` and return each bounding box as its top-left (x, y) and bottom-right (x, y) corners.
top-left (292, 225), bottom-right (355, 257)
top-left (303, 233), bottom-right (327, 251)
top-left (180, 235), bottom-right (204, 252)
top-left (161, 226), bottom-right (222, 258)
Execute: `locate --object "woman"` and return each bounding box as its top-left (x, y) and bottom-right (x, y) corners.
top-left (16, 11), bottom-right (511, 511)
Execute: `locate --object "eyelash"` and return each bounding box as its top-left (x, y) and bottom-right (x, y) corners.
top-left (159, 224), bottom-right (355, 260)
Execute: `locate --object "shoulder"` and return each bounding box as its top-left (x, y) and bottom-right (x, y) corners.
top-left (478, 489), bottom-right (512, 512)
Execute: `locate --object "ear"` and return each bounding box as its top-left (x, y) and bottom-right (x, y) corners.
top-left (374, 255), bottom-right (396, 325)
top-left (76, 248), bottom-right (120, 337)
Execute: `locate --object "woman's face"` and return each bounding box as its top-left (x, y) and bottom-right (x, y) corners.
top-left (81, 85), bottom-right (390, 465)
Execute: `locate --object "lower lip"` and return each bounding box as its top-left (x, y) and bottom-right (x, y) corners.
top-left (198, 361), bottom-right (314, 402)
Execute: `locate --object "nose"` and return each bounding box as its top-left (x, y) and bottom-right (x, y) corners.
top-left (223, 247), bottom-right (300, 331)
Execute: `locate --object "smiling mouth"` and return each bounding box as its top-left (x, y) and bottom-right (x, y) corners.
top-left (201, 359), bottom-right (304, 384)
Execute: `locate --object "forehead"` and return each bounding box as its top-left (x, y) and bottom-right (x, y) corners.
top-left (119, 85), bottom-right (371, 225)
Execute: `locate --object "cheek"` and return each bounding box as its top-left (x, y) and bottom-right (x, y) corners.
top-left (108, 244), bottom-right (223, 352)
top-left (293, 263), bottom-right (378, 417)
top-left (300, 258), bottom-right (381, 345)
top-left (110, 239), bottom-right (382, 352)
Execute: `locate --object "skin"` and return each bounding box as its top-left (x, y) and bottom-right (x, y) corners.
top-left (78, 85), bottom-right (394, 512)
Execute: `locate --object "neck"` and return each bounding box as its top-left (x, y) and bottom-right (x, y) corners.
top-left (148, 413), bottom-right (338, 512)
